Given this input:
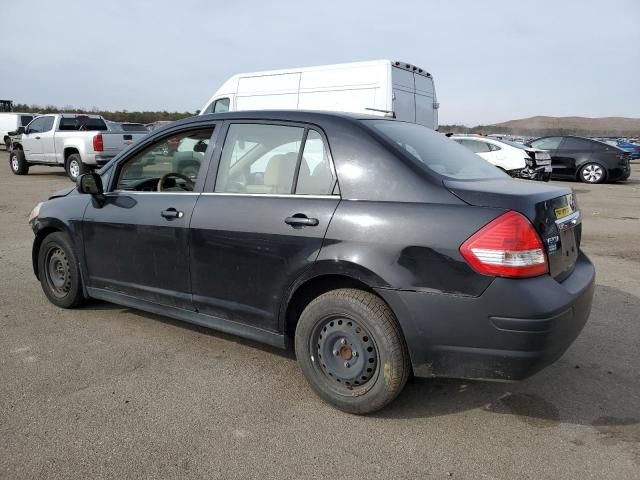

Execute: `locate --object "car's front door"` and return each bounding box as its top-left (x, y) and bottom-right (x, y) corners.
top-left (38, 116), bottom-right (56, 163)
top-left (82, 125), bottom-right (217, 309)
top-left (21, 117), bottom-right (47, 160)
top-left (189, 122), bottom-right (340, 331)
top-left (529, 137), bottom-right (564, 176)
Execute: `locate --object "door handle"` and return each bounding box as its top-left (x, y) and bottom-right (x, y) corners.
top-left (161, 208), bottom-right (183, 219)
top-left (285, 214), bottom-right (319, 227)
top-left (35, 136), bottom-right (41, 139)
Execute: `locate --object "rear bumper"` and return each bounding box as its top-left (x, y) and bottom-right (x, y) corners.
top-left (376, 252), bottom-right (595, 381)
top-left (609, 165), bottom-right (630, 181)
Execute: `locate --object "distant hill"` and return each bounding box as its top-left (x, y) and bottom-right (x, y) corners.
top-left (441, 116), bottom-right (640, 137)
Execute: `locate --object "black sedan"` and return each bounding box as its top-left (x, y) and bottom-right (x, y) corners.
top-left (528, 135), bottom-right (631, 184)
top-left (28, 111), bottom-right (595, 413)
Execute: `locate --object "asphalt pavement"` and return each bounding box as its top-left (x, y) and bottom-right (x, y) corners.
top-left (1, 152), bottom-right (638, 479)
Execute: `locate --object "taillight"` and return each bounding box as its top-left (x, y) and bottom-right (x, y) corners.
top-left (460, 211), bottom-right (548, 278)
top-left (93, 134), bottom-right (104, 152)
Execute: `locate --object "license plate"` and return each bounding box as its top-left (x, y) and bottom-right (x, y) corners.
top-left (544, 166), bottom-right (552, 173)
top-left (554, 205), bottom-right (572, 219)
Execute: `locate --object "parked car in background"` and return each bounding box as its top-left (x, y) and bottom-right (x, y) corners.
top-left (603, 139), bottom-right (640, 160)
top-left (528, 135), bottom-right (631, 184)
top-left (105, 120), bottom-right (150, 133)
top-left (29, 111), bottom-right (594, 413)
top-left (452, 135), bottom-right (551, 181)
top-left (1, 112), bottom-right (35, 150)
top-left (199, 59), bottom-right (440, 129)
top-left (9, 114), bottom-right (148, 180)
top-left (145, 120), bottom-right (173, 131)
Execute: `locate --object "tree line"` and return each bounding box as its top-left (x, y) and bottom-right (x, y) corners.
top-left (12, 103), bottom-right (196, 124)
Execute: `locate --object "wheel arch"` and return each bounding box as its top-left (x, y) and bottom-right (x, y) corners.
top-left (64, 147), bottom-right (80, 162)
top-left (576, 160), bottom-right (607, 182)
top-left (283, 273), bottom-right (380, 340)
top-left (32, 226), bottom-right (64, 279)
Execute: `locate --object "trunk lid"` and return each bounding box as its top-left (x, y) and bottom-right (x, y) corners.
top-left (445, 178), bottom-right (581, 280)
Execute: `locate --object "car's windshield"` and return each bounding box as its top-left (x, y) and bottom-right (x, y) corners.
top-left (364, 120), bottom-right (505, 180)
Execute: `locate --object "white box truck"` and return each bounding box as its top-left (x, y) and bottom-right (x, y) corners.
top-left (199, 59), bottom-right (439, 129)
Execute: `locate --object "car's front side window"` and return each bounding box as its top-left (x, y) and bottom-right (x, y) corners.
top-left (41, 116), bottom-right (55, 132)
top-left (530, 137), bottom-right (562, 150)
top-left (115, 128), bottom-right (214, 192)
top-left (26, 117), bottom-right (45, 134)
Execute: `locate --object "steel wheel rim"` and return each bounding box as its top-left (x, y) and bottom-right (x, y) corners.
top-left (44, 246), bottom-right (71, 298)
top-left (583, 164), bottom-right (602, 182)
top-left (310, 315), bottom-right (379, 393)
top-left (11, 155), bottom-right (18, 172)
top-left (69, 160), bottom-right (80, 178)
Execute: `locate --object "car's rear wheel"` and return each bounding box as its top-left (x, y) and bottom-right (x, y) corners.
top-left (66, 154), bottom-right (86, 181)
top-left (9, 149), bottom-right (29, 175)
top-left (579, 163), bottom-right (606, 184)
top-left (38, 232), bottom-right (85, 308)
top-left (295, 288), bottom-right (410, 414)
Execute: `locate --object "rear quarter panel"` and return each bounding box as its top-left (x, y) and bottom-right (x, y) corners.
top-left (319, 200), bottom-right (502, 296)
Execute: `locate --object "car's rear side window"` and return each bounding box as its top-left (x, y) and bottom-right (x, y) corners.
top-left (215, 124), bottom-right (336, 195)
top-left (365, 120), bottom-right (504, 180)
top-left (58, 117), bottom-right (108, 131)
top-left (558, 137), bottom-right (594, 151)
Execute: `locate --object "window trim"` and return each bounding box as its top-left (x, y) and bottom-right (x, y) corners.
top-left (205, 119), bottom-right (340, 197)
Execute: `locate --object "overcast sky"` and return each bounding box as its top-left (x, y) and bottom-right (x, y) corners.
top-left (2, 0), bottom-right (639, 125)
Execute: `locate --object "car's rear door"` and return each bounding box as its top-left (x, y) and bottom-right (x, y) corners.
top-left (554, 137), bottom-right (593, 177)
top-left (189, 121), bottom-right (340, 332)
top-left (82, 124), bottom-right (219, 309)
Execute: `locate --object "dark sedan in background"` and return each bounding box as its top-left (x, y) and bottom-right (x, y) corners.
top-left (28, 111), bottom-right (595, 413)
top-left (528, 135), bottom-right (631, 183)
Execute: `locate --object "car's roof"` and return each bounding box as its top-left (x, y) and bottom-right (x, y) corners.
top-left (193, 110), bottom-right (394, 125)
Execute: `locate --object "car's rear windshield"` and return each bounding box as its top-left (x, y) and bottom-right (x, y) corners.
top-left (364, 120), bottom-right (505, 180)
top-left (58, 116), bottom-right (108, 131)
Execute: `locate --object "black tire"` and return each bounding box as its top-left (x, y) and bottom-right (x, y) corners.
top-left (38, 232), bottom-right (85, 308)
top-left (9, 149), bottom-right (29, 175)
top-left (579, 163), bottom-right (606, 184)
top-left (66, 153), bottom-right (87, 181)
top-left (294, 288), bottom-right (410, 414)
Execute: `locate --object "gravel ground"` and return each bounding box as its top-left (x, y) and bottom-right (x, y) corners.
top-left (1, 152), bottom-right (638, 479)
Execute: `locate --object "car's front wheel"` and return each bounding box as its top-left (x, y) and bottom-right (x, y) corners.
top-left (38, 232), bottom-right (85, 308)
top-left (9, 149), bottom-right (29, 175)
top-left (579, 163), bottom-right (606, 184)
top-left (295, 288), bottom-right (410, 414)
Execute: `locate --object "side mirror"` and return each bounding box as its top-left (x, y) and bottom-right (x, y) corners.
top-left (77, 173), bottom-right (104, 195)
top-left (16, 126), bottom-right (25, 135)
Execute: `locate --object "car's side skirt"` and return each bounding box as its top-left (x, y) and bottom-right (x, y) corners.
top-left (86, 287), bottom-right (288, 349)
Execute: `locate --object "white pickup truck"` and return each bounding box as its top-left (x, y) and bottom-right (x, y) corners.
top-left (9, 113), bottom-right (148, 180)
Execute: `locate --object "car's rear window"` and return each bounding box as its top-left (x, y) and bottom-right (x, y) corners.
top-left (58, 116), bottom-right (108, 131)
top-left (364, 120), bottom-right (505, 180)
